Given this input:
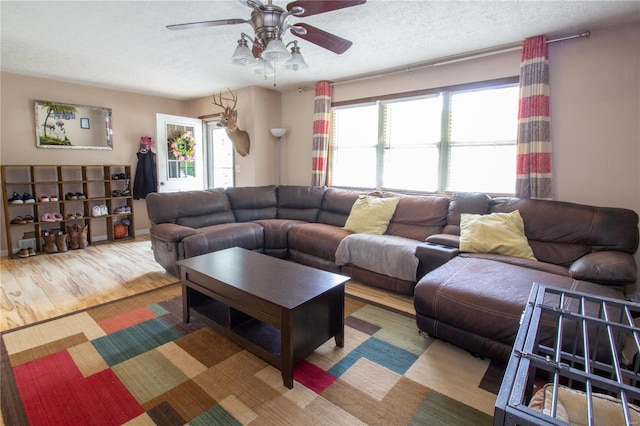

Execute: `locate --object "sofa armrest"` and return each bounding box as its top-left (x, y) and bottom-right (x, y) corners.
top-left (150, 223), bottom-right (199, 243)
top-left (425, 233), bottom-right (460, 248)
top-left (416, 242), bottom-right (460, 277)
top-left (569, 251), bottom-right (637, 285)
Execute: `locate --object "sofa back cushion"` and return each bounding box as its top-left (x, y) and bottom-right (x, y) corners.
top-left (317, 188), bottom-right (362, 226)
top-left (381, 192), bottom-right (450, 241)
top-left (443, 192), bottom-right (491, 235)
top-left (146, 189), bottom-right (235, 227)
top-left (277, 185), bottom-right (326, 222)
top-left (490, 197), bottom-right (639, 266)
top-left (225, 186), bottom-right (277, 222)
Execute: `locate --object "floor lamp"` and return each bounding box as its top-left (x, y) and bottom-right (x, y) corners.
top-left (270, 128), bottom-right (287, 185)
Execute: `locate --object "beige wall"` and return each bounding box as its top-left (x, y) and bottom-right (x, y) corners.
top-left (186, 86), bottom-right (282, 187)
top-left (0, 72), bottom-right (187, 252)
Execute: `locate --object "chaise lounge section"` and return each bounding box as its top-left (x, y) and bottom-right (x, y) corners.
top-left (413, 192), bottom-right (639, 361)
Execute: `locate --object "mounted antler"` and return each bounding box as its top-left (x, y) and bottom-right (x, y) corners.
top-left (210, 89), bottom-right (250, 157)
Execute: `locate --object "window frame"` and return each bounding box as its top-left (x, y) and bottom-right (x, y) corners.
top-left (330, 76), bottom-right (519, 196)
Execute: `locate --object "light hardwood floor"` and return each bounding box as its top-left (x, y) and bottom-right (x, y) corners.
top-left (1, 235), bottom-right (414, 332)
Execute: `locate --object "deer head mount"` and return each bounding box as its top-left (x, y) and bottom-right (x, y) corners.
top-left (210, 90), bottom-right (250, 157)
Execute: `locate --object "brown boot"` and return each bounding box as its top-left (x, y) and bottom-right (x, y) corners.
top-left (42, 231), bottom-right (58, 254)
top-left (55, 231), bottom-right (69, 252)
top-left (67, 225), bottom-right (80, 250)
top-left (78, 225), bottom-right (89, 249)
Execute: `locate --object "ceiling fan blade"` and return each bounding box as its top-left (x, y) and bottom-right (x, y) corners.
top-left (166, 18), bottom-right (247, 31)
top-left (286, 0), bottom-right (365, 17)
top-left (293, 23), bottom-right (352, 54)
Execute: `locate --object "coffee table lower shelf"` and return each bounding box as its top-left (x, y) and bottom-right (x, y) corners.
top-left (189, 295), bottom-right (282, 364)
top-left (183, 279), bottom-right (345, 388)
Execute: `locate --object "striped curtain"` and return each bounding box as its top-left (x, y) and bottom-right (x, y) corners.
top-left (516, 35), bottom-right (552, 199)
top-left (311, 81), bottom-right (331, 186)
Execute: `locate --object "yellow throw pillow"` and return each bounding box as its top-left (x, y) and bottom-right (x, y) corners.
top-left (343, 195), bottom-right (400, 235)
top-left (459, 210), bottom-right (536, 260)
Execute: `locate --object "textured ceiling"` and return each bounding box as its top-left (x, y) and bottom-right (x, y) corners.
top-left (2, 1), bottom-right (639, 100)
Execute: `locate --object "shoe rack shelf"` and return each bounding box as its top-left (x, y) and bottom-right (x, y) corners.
top-left (1, 165), bottom-right (135, 258)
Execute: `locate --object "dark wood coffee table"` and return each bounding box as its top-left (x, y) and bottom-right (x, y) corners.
top-left (177, 247), bottom-right (349, 388)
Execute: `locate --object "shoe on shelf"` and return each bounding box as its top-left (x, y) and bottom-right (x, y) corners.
top-left (10, 216), bottom-right (27, 224)
top-left (22, 193), bottom-right (35, 203)
top-left (41, 213), bottom-right (56, 222)
top-left (114, 206), bottom-right (130, 214)
top-left (17, 248), bottom-right (30, 258)
top-left (39, 194), bottom-right (50, 202)
top-left (9, 192), bottom-right (24, 204)
top-left (91, 205), bottom-right (102, 217)
top-left (53, 212), bottom-right (64, 221)
top-left (28, 247), bottom-right (36, 256)
top-left (76, 192), bottom-right (86, 199)
top-left (75, 211), bottom-right (84, 219)
top-left (67, 212), bottom-right (76, 220)
top-left (50, 194), bottom-right (59, 202)
top-left (100, 205), bottom-right (109, 216)
top-left (24, 215), bottom-right (34, 223)
top-left (65, 192), bottom-right (78, 200)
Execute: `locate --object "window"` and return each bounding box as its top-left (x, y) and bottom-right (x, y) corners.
top-left (330, 79), bottom-right (519, 194)
top-left (206, 122), bottom-right (234, 188)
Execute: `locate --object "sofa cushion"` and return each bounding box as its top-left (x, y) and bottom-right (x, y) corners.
top-left (288, 223), bottom-right (351, 262)
top-left (277, 185), bottom-right (326, 222)
top-left (569, 251), bottom-right (638, 284)
top-left (382, 192), bottom-right (449, 241)
top-left (490, 197), bottom-right (639, 265)
top-left (225, 185), bottom-right (277, 222)
top-left (317, 188), bottom-right (361, 226)
top-left (443, 192), bottom-right (491, 235)
top-left (253, 218), bottom-right (308, 250)
top-left (146, 189), bottom-right (234, 226)
top-left (343, 195), bottom-right (400, 234)
top-left (181, 222), bottom-right (264, 259)
top-left (335, 234), bottom-right (421, 281)
top-left (459, 210), bottom-right (536, 260)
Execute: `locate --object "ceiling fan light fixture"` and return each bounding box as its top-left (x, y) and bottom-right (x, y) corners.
top-left (230, 36), bottom-right (256, 66)
top-left (252, 59), bottom-right (275, 78)
top-left (285, 42), bottom-right (308, 71)
top-left (261, 38), bottom-right (292, 63)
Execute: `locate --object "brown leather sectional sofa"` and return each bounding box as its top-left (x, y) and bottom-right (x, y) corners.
top-left (146, 185), bottom-right (639, 361)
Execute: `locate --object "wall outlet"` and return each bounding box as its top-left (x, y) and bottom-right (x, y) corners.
top-left (235, 164), bottom-right (241, 173)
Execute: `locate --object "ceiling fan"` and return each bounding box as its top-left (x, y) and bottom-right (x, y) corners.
top-left (167, 0), bottom-right (366, 60)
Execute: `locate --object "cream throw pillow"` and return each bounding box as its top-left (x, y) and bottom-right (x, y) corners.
top-left (343, 195), bottom-right (400, 235)
top-left (459, 210), bottom-right (536, 260)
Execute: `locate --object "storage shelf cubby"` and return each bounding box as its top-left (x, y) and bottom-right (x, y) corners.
top-left (1, 165), bottom-right (135, 258)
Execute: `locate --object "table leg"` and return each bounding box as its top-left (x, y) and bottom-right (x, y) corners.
top-left (182, 284), bottom-right (190, 324)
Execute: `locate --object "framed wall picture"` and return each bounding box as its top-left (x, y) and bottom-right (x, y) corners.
top-left (35, 100), bottom-right (112, 150)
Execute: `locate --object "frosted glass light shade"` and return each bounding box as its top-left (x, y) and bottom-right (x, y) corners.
top-left (285, 51), bottom-right (308, 71)
top-left (271, 128), bottom-right (287, 138)
top-left (261, 39), bottom-right (291, 62)
top-left (231, 43), bottom-right (256, 66)
top-left (252, 59), bottom-right (275, 77)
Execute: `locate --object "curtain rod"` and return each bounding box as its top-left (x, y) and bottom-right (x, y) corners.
top-left (322, 31), bottom-right (590, 88)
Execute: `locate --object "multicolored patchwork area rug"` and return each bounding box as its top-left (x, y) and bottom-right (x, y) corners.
top-left (1, 284), bottom-right (503, 425)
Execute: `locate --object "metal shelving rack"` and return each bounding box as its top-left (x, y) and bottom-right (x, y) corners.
top-left (495, 283), bottom-right (640, 425)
